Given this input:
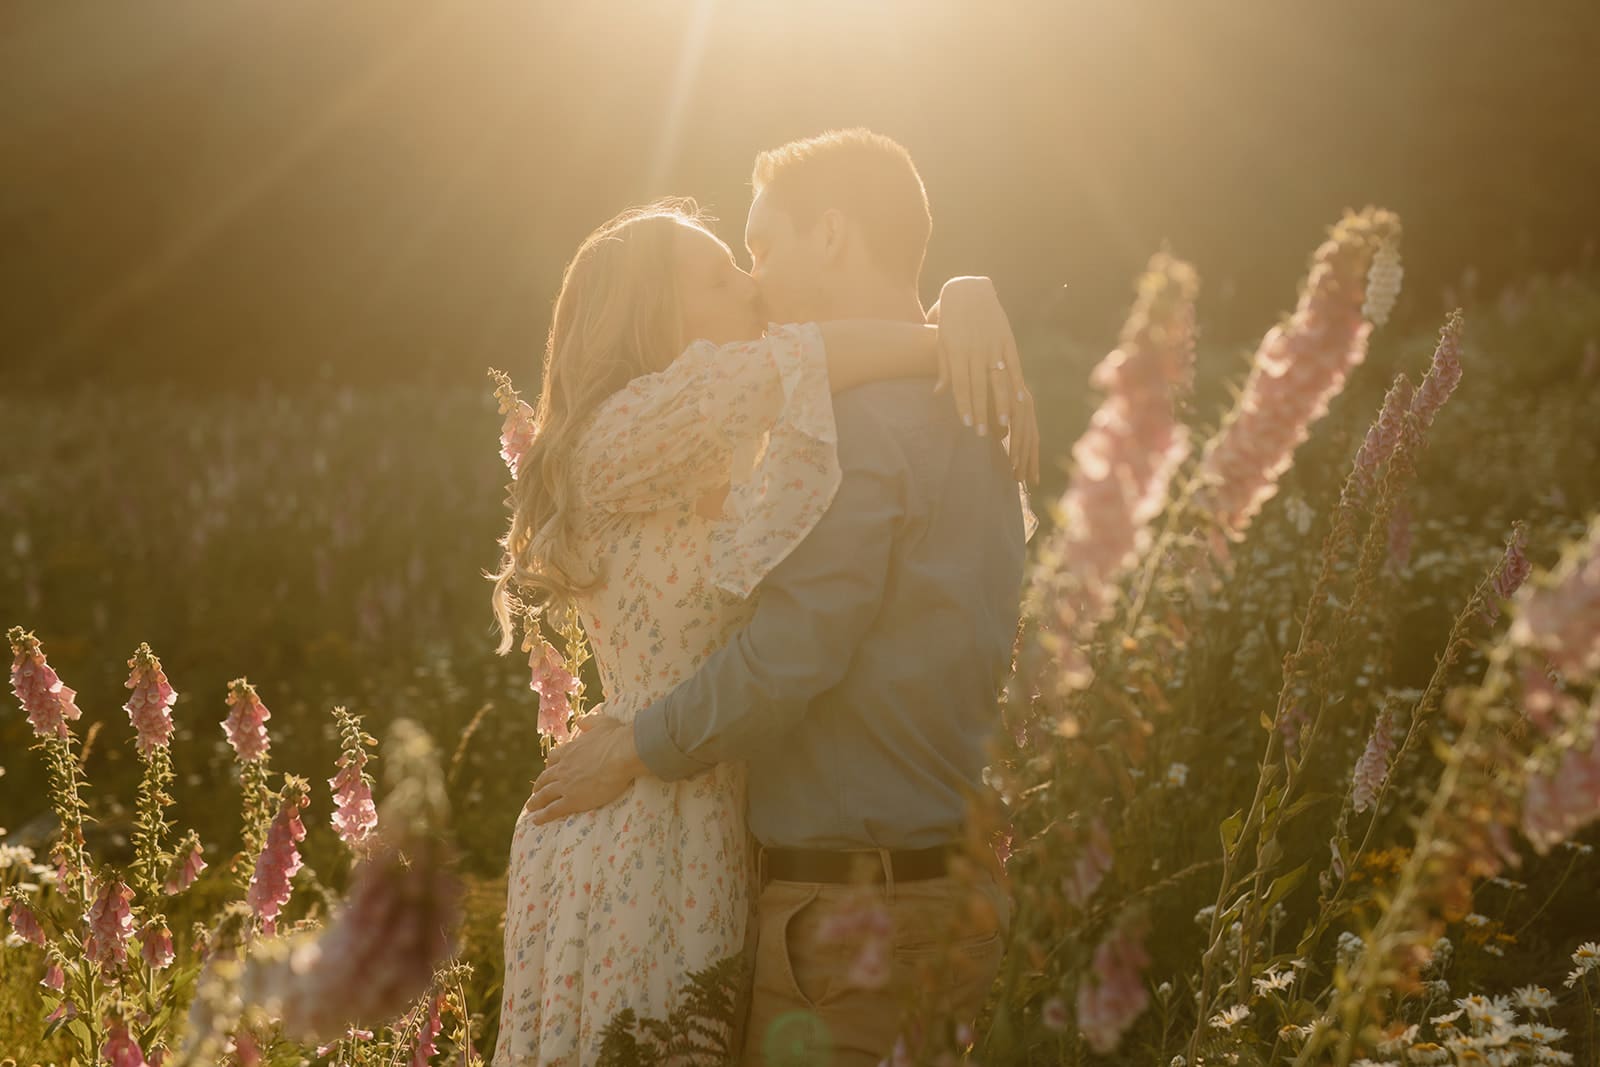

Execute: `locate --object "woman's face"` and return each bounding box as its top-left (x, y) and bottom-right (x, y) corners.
top-left (674, 221), bottom-right (764, 349)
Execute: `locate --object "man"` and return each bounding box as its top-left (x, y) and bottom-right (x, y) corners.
top-left (529, 128), bottom-right (1029, 1064)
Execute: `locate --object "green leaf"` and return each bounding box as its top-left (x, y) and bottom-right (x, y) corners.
top-left (1282, 792), bottom-right (1332, 821)
top-left (1265, 861), bottom-right (1311, 910)
top-left (1220, 809), bottom-right (1245, 853)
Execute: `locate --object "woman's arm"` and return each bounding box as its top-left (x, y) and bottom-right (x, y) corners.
top-left (812, 274), bottom-right (1039, 483)
top-left (814, 319), bottom-right (940, 394)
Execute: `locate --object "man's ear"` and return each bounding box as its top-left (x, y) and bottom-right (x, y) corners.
top-left (818, 207), bottom-right (848, 266)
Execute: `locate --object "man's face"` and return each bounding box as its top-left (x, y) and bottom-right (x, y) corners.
top-left (744, 188), bottom-right (830, 323)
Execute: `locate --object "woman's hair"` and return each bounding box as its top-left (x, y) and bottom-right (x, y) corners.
top-left (488, 199), bottom-right (704, 653)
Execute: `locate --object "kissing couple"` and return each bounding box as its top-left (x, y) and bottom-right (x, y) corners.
top-left (488, 128), bottom-right (1037, 1065)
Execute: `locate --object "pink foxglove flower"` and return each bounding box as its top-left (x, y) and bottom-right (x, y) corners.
top-left (1519, 663), bottom-right (1571, 736)
top-left (6, 894), bottom-right (46, 946)
top-left (525, 635), bottom-right (581, 742)
top-left (7, 627), bottom-right (83, 740)
top-left (247, 781), bottom-right (308, 936)
top-left (123, 643), bottom-right (177, 756)
top-left (102, 1021), bottom-right (149, 1067)
top-left (1409, 311), bottom-right (1465, 432)
top-left (1484, 522), bottom-right (1533, 625)
top-left (1041, 995), bottom-right (1070, 1032)
top-left (330, 757), bottom-right (378, 852)
top-left (1027, 255), bottom-right (1198, 690)
top-left (223, 678), bottom-right (273, 763)
top-left (1521, 741), bottom-right (1600, 853)
top-left (816, 892), bottom-right (894, 990)
top-left (1196, 209), bottom-right (1400, 540)
top-left (42, 960), bottom-right (65, 991)
top-left (84, 876), bottom-right (136, 975)
top-left (1347, 374), bottom-right (1414, 503)
top-left (1062, 818), bottom-right (1114, 908)
top-left (234, 722), bottom-right (462, 1045)
top-left (233, 1030), bottom-right (262, 1067)
top-left (329, 705), bottom-right (379, 852)
top-left (412, 992), bottom-right (444, 1067)
top-left (164, 834), bottom-right (207, 895)
top-left (1387, 502), bottom-right (1413, 572)
top-left (141, 920), bottom-right (175, 970)
top-left (1351, 707), bottom-right (1397, 813)
top-left (1362, 235), bottom-right (1404, 327)
top-left (489, 369), bottom-right (539, 480)
top-left (1074, 919), bottom-right (1152, 1054)
top-left (1512, 516), bottom-right (1600, 682)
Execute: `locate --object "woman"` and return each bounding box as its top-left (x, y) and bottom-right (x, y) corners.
top-left (487, 200), bottom-right (1027, 1064)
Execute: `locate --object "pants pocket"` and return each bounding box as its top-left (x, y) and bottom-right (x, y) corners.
top-left (753, 883), bottom-right (824, 1011)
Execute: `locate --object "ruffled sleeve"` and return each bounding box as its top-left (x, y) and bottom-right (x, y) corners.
top-left (573, 322), bottom-right (842, 597)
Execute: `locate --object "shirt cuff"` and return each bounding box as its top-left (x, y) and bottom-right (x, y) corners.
top-left (632, 703), bottom-right (714, 782)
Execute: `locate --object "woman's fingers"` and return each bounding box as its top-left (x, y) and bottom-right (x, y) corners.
top-left (968, 345), bottom-right (990, 436)
top-left (946, 334), bottom-right (976, 430)
top-left (988, 350), bottom-right (1013, 431)
top-left (1023, 392), bottom-right (1041, 484)
top-left (1006, 390), bottom-right (1039, 484)
top-left (1002, 331), bottom-right (1026, 408)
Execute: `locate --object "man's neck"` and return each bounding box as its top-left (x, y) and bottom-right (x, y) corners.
top-left (825, 284), bottom-right (926, 324)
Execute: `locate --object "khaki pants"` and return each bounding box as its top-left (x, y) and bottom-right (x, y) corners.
top-left (740, 866), bottom-right (1009, 1067)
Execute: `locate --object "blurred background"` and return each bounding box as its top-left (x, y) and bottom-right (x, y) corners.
top-left (3, 2), bottom-right (1599, 1050)
top-left (3, 0), bottom-right (1598, 388)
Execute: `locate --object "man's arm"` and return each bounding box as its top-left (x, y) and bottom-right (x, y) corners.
top-left (523, 398), bottom-right (907, 825)
top-left (632, 399), bottom-right (907, 780)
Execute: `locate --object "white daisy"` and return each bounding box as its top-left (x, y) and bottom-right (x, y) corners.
top-left (1209, 1004), bottom-right (1250, 1031)
top-left (1378, 1024), bottom-right (1420, 1053)
top-left (1571, 941), bottom-right (1600, 972)
top-left (1252, 967), bottom-right (1296, 995)
top-left (1407, 1044), bottom-right (1450, 1065)
top-left (1464, 912), bottom-right (1491, 928)
top-left (0, 844), bottom-right (36, 870)
top-left (1534, 1049), bottom-right (1574, 1065)
top-left (1517, 1024), bottom-right (1566, 1044)
top-left (1514, 985), bottom-right (1557, 1011)
top-left (1455, 993), bottom-right (1514, 1026)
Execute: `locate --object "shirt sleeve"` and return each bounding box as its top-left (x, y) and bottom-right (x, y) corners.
top-left (632, 396), bottom-right (908, 780)
top-left (573, 322), bottom-right (834, 517)
top-left (570, 321), bottom-right (842, 598)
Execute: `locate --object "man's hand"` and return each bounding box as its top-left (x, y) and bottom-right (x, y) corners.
top-left (525, 713), bottom-right (645, 825)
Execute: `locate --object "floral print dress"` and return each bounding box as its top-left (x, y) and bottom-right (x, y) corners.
top-left (492, 323), bottom-right (841, 1065)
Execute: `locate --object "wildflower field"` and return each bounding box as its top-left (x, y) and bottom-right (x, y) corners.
top-left (4, 214), bottom-right (1600, 1065)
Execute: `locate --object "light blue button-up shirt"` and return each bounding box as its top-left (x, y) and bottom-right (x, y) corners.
top-left (633, 378), bottom-right (1026, 850)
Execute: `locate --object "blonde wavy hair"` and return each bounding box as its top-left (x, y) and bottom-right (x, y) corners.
top-left (488, 199), bottom-right (706, 654)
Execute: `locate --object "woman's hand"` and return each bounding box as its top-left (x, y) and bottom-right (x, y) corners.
top-left (932, 276), bottom-right (1040, 484)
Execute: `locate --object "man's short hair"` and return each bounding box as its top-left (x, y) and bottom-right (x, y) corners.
top-left (752, 128), bottom-right (931, 285)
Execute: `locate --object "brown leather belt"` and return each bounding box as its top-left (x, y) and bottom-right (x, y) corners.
top-left (762, 845), bottom-right (956, 885)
